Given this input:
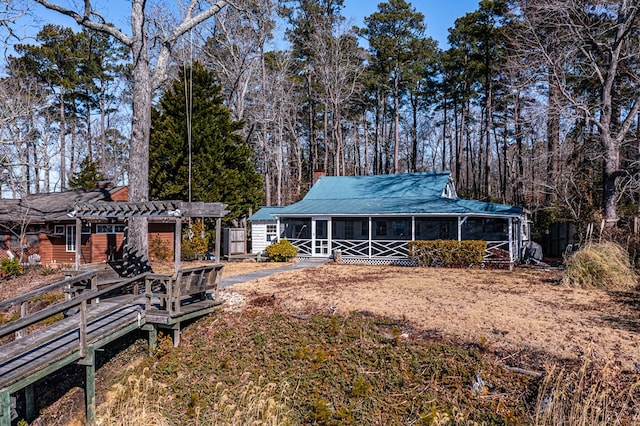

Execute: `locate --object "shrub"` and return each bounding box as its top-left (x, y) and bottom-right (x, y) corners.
top-left (265, 239), bottom-right (298, 262)
top-left (0, 257), bottom-right (22, 278)
top-left (182, 220), bottom-right (208, 261)
top-left (408, 240), bottom-right (486, 268)
top-left (150, 235), bottom-right (171, 262)
top-left (562, 242), bottom-right (638, 290)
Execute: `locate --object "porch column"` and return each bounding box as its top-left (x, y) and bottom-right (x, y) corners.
top-left (411, 217), bottom-right (415, 241)
top-left (276, 218), bottom-right (281, 241)
top-left (368, 217), bottom-right (372, 259)
top-left (508, 218), bottom-right (514, 262)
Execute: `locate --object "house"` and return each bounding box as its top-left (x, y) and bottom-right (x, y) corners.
top-left (250, 172), bottom-right (529, 265)
top-left (0, 185), bottom-right (174, 267)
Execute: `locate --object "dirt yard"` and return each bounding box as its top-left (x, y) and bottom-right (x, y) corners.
top-left (227, 262), bottom-right (640, 372)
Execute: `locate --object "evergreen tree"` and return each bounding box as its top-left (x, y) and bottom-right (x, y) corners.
top-left (68, 157), bottom-right (105, 190)
top-left (149, 62), bottom-right (263, 222)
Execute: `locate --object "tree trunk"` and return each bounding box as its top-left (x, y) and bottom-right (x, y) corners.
top-left (546, 74), bottom-right (560, 203)
top-left (127, 0), bottom-right (152, 261)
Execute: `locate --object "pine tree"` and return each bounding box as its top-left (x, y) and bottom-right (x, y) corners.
top-left (149, 62), bottom-right (263, 222)
top-left (68, 157), bottom-right (105, 190)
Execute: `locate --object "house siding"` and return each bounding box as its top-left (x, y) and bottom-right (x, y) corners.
top-left (148, 223), bottom-right (175, 260)
top-left (251, 223), bottom-right (268, 254)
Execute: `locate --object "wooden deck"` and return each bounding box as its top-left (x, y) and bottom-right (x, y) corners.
top-left (0, 264), bottom-right (224, 425)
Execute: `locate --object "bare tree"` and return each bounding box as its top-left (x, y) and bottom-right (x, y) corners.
top-left (32, 0), bottom-right (229, 258)
top-left (520, 0), bottom-right (640, 226)
top-left (306, 18), bottom-right (365, 176)
top-left (0, 68), bottom-right (55, 196)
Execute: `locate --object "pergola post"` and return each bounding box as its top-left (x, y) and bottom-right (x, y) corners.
top-left (174, 219), bottom-right (181, 275)
top-left (215, 218), bottom-right (222, 263)
top-left (75, 217), bottom-right (82, 270)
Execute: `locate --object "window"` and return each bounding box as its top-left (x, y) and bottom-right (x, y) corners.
top-left (266, 224), bottom-right (277, 242)
top-left (81, 223), bottom-right (92, 234)
top-left (96, 224), bottom-right (126, 234)
top-left (54, 225), bottom-right (65, 235)
top-left (66, 225), bottom-right (76, 252)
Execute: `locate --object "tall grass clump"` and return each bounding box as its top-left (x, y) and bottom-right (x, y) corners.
top-left (562, 242), bottom-right (638, 290)
top-left (96, 368), bottom-right (290, 425)
top-left (96, 368), bottom-right (171, 426)
top-left (533, 352), bottom-right (640, 425)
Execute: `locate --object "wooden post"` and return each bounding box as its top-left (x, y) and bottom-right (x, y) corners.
top-left (16, 302), bottom-right (27, 339)
top-left (24, 384), bottom-right (35, 423)
top-left (82, 345), bottom-right (96, 426)
top-left (0, 389), bottom-right (10, 426)
top-left (145, 324), bottom-right (157, 353)
top-left (215, 218), bottom-right (222, 264)
top-left (79, 299), bottom-right (88, 358)
top-left (172, 323), bottom-right (181, 347)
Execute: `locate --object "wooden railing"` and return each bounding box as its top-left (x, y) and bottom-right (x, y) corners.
top-left (144, 264), bottom-right (223, 316)
top-left (0, 273), bottom-right (147, 360)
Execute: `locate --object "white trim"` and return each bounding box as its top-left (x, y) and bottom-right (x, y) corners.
top-left (65, 225), bottom-right (76, 252)
top-left (96, 224), bottom-right (126, 234)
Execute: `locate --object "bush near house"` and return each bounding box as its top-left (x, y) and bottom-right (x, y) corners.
top-left (0, 257), bottom-right (22, 278)
top-left (265, 239), bottom-right (298, 262)
top-left (408, 240), bottom-right (486, 268)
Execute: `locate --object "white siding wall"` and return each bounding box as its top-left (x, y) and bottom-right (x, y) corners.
top-left (251, 223), bottom-right (267, 254)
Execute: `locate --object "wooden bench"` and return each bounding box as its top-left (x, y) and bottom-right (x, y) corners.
top-left (144, 264), bottom-right (223, 316)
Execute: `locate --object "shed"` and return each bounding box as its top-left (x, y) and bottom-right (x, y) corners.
top-left (247, 206), bottom-right (284, 254)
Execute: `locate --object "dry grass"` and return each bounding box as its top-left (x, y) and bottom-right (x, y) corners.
top-left (533, 351), bottom-right (640, 425)
top-left (562, 242), bottom-right (638, 291)
top-left (96, 368), bottom-right (172, 426)
top-left (231, 263), bottom-right (640, 371)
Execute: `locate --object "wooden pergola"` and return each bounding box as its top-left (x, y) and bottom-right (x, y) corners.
top-left (67, 200), bottom-right (229, 273)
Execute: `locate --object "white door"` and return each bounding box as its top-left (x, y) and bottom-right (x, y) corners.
top-left (312, 218), bottom-right (331, 257)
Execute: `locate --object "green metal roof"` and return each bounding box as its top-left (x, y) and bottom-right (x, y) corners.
top-left (304, 172), bottom-right (452, 200)
top-left (248, 206), bottom-right (285, 221)
top-left (275, 172), bottom-right (522, 218)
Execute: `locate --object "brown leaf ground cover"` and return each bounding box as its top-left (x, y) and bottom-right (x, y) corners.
top-left (3, 261), bottom-right (640, 424)
top-left (229, 263), bottom-right (640, 372)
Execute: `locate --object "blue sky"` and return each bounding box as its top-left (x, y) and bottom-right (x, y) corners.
top-left (4, 0), bottom-right (479, 63)
top-left (342, 0), bottom-right (480, 46)
top-left (25, 0), bottom-right (479, 45)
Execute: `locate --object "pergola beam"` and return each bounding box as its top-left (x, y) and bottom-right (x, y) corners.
top-left (69, 201), bottom-right (229, 271)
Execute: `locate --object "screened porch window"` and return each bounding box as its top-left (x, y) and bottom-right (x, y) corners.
top-left (332, 218), bottom-right (368, 240)
top-left (415, 218), bottom-right (458, 240)
top-left (461, 218), bottom-right (508, 241)
top-left (373, 218), bottom-right (411, 240)
top-left (281, 219), bottom-right (311, 239)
